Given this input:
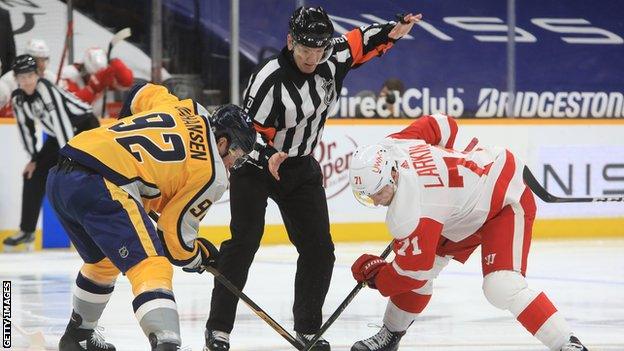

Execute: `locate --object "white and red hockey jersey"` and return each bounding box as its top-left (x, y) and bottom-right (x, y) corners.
top-left (59, 59), bottom-right (133, 117)
top-left (374, 114), bottom-right (528, 297)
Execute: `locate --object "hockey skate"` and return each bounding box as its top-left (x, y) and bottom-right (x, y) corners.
top-left (2, 230), bottom-right (35, 252)
top-left (561, 335), bottom-right (589, 351)
top-left (296, 332), bottom-right (331, 351)
top-left (204, 329), bottom-right (230, 351)
top-left (58, 311), bottom-right (116, 351)
top-left (351, 325), bottom-right (405, 351)
top-left (149, 332), bottom-right (183, 351)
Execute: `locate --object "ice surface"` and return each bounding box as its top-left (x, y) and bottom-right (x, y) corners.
top-left (1, 240), bottom-right (623, 350)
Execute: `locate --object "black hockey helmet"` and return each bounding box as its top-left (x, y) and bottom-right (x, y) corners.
top-left (12, 54), bottom-right (37, 74)
top-left (209, 104), bottom-right (256, 155)
top-left (289, 6), bottom-right (334, 48)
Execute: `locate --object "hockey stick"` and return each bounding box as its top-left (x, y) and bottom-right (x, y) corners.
top-left (100, 27), bottom-right (131, 118)
top-left (13, 323), bottom-right (46, 348)
top-left (203, 265), bottom-right (304, 350)
top-left (55, 20), bottom-right (74, 84)
top-left (302, 241), bottom-right (395, 351)
top-left (456, 136), bottom-right (619, 204)
top-left (523, 166), bottom-right (623, 203)
top-left (146, 212), bottom-right (304, 350)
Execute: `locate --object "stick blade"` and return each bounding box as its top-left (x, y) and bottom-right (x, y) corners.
top-left (14, 325), bottom-right (46, 349)
top-left (111, 27), bottom-right (132, 46)
top-left (28, 331), bottom-right (47, 348)
top-left (522, 166), bottom-right (552, 202)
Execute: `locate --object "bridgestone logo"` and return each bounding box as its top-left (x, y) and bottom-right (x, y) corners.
top-left (328, 87), bottom-right (624, 118)
top-left (477, 89), bottom-right (624, 118)
top-left (2, 281), bottom-right (10, 348)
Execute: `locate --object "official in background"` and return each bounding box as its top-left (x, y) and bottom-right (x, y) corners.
top-left (0, 7), bottom-right (16, 76)
top-left (2, 54), bottom-right (99, 251)
top-left (205, 7), bottom-right (422, 351)
top-left (1, 39), bottom-right (56, 117)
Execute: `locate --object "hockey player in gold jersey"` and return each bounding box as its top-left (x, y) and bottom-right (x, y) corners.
top-left (46, 83), bottom-right (256, 351)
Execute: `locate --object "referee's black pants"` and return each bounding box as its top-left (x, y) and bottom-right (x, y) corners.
top-left (19, 115), bottom-right (99, 233)
top-left (207, 155), bottom-right (336, 334)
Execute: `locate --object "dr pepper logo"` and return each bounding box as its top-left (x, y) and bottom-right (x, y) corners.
top-left (312, 135), bottom-right (358, 199)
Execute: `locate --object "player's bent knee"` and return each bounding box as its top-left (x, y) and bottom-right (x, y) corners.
top-left (80, 257), bottom-right (121, 286)
top-left (482, 270), bottom-right (527, 310)
top-left (127, 256), bottom-right (173, 296)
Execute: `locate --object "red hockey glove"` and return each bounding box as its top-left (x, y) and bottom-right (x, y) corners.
top-left (351, 254), bottom-right (388, 288)
top-left (87, 66), bottom-right (115, 93)
top-left (109, 58), bottom-right (134, 87)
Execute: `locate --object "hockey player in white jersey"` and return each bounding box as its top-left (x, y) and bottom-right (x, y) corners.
top-left (348, 114), bottom-right (589, 351)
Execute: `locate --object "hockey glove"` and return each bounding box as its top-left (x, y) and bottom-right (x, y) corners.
top-left (351, 254), bottom-right (388, 289)
top-left (109, 58), bottom-right (134, 87)
top-left (395, 13), bottom-right (411, 24)
top-left (183, 237), bottom-right (219, 274)
top-left (88, 66), bottom-right (115, 93)
top-left (257, 145), bottom-right (277, 168)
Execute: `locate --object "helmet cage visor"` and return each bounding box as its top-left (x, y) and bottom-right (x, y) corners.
top-left (227, 145), bottom-right (249, 170)
top-left (215, 133), bottom-right (250, 170)
top-left (228, 130), bottom-right (255, 155)
top-left (352, 190), bottom-right (377, 208)
top-left (352, 174), bottom-right (395, 208)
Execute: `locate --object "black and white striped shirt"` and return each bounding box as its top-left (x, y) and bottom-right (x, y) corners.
top-left (12, 78), bottom-right (93, 160)
top-left (243, 21), bottom-right (398, 158)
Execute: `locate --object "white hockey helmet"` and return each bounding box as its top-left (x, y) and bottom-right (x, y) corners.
top-left (83, 47), bottom-right (107, 74)
top-left (25, 39), bottom-right (50, 58)
top-left (349, 144), bottom-right (396, 207)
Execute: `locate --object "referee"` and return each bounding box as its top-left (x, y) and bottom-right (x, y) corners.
top-left (3, 54), bottom-right (99, 251)
top-left (206, 7), bottom-right (422, 350)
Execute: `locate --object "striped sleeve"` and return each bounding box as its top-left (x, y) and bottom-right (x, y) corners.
top-left (36, 81), bottom-right (74, 147)
top-left (388, 114), bottom-right (459, 149)
top-left (12, 94), bottom-right (38, 160)
top-left (242, 59), bottom-right (280, 133)
top-left (55, 81), bottom-right (93, 112)
top-left (343, 22), bottom-right (396, 69)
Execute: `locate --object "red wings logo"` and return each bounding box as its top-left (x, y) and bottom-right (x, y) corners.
top-left (372, 151), bottom-right (384, 174)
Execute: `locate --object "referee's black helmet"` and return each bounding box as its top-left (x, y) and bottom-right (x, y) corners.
top-left (289, 6), bottom-right (334, 48)
top-left (12, 54), bottom-right (38, 74)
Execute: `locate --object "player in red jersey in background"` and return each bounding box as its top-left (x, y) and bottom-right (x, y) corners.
top-left (348, 114), bottom-right (589, 351)
top-left (60, 47), bottom-right (133, 116)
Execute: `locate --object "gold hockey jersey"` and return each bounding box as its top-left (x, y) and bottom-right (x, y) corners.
top-left (61, 83), bottom-right (227, 267)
